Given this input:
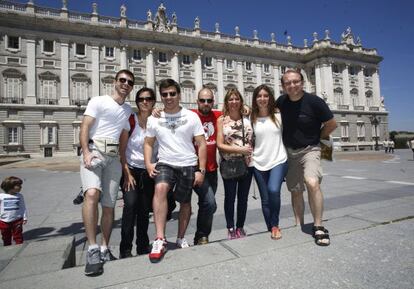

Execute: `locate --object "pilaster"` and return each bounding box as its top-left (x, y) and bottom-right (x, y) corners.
top-left (171, 51), bottom-right (180, 83)
top-left (91, 44), bottom-right (100, 97)
top-left (216, 57), bottom-right (224, 105)
top-left (357, 66), bottom-right (366, 107)
top-left (120, 46), bottom-right (128, 70)
top-left (60, 41), bottom-right (69, 105)
top-left (145, 49), bottom-right (155, 90)
top-left (25, 37), bottom-right (37, 104)
top-left (314, 64), bottom-right (322, 97)
top-left (273, 65), bottom-right (280, 96)
top-left (342, 64), bottom-right (351, 105)
top-left (256, 63), bottom-right (262, 85)
top-left (237, 61), bottom-right (244, 96)
top-left (194, 53), bottom-right (203, 93)
top-left (372, 68), bottom-right (381, 108)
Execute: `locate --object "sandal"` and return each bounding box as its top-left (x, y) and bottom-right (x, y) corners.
top-left (312, 226), bottom-right (330, 246)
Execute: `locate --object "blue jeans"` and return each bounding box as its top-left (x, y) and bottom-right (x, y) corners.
top-left (193, 171), bottom-right (218, 243)
top-left (223, 167), bottom-right (253, 229)
top-left (253, 161), bottom-right (288, 231)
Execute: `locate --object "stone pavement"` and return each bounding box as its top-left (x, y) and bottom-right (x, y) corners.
top-left (0, 150), bottom-right (413, 289)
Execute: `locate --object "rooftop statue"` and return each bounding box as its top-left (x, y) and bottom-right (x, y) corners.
top-left (341, 27), bottom-right (356, 46)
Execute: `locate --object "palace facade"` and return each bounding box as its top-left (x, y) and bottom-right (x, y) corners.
top-left (0, 1), bottom-right (388, 156)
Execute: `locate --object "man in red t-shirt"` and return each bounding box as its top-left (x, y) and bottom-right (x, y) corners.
top-left (191, 88), bottom-right (221, 245)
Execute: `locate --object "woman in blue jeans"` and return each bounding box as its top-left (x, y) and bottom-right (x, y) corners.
top-left (217, 88), bottom-right (253, 239)
top-left (251, 85), bottom-right (288, 240)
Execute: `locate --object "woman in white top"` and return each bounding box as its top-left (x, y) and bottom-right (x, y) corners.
top-left (118, 87), bottom-right (157, 258)
top-left (251, 85), bottom-right (288, 240)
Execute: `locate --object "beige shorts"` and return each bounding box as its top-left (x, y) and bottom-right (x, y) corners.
top-left (80, 149), bottom-right (122, 208)
top-left (286, 145), bottom-right (322, 193)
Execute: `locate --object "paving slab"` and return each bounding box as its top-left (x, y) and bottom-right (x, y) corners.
top-left (350, 203), bottom-right (414, 224)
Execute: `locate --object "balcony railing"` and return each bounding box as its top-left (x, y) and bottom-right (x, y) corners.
top-left (37, 98), bottom-right (58, 105)
top-left (70, 99), bottom-right (88, 106)
top-left (0, 97), bottom-right (24, 104)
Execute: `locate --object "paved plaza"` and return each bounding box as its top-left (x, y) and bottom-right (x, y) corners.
top-left (0, 150), bottom-right (413, 289)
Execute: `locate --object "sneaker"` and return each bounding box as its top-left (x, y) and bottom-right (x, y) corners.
top-left (119, 251), bottom-right (133, 259)
top-left (236, 228), bottom-right (246, 238)
top-left (271, 226), bottom-right (282, 240)
top-left (196, 236), bottom-right (209, 245)
top-left (227, 228), bottom-right (236, 240)
top-left (101, 248), bottom-right (117, 263)
top-left (84, 248), bottom-right (103, 276)
top-left (73, 193), bottom-right (84, 205)
top-left (149, 238), bottom-right (167, 263)
top-left (176, 238), bottom-right (190, 248)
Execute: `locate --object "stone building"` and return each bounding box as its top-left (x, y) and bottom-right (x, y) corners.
top-left (0, 1), bottom-right (388, 156)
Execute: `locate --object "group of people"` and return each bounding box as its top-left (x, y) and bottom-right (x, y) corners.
top-left (78, 68), bottom-right (337, 276)
top-left (382, 139), bottom-right (395, 153)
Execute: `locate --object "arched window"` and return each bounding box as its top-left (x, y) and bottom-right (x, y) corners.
top-left (102, 76), bottom-right (114, 96)
top-left (38, 71), bottom-right (59, 105)
top-left (71, 73), bottom-right (90, 105)
top-left (350, 88), bottom-right (359, 106)
top-left (2, 69), bottom-right (25, 104)
top-left (181, 80), bottom-right (195, 107)
top-left (244, 85), bottom-right (255, 107)
top-left (334, 87), bottom-right (344, 105)
top-left (131, 77), bottom-right (146, 102)
top-left (365, 90), bottom-right (373, 107)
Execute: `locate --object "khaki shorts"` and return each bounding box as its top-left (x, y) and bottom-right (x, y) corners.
top-left (286, 145), bottom-right (322, 193)
top-left (80, 149), bottom-right (122, 208)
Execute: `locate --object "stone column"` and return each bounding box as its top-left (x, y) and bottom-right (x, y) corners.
top-left (372, 68), bottom-right (381, 107)
top-left (314, 63), bottom-right (322, 97)
top-left (60, 41), bottom-right (69, 105)
top-left (91, 44), bottom-right (100, 97)
top-left (120, 46), bottom-right (128, 70)
top-left (342, 64), bottom-right (351, 106)
top-left (25, 37), bottom-right (37, 104)
top-left (194, 53), bottom-right (203, 93)
top-left (171, 51), bottom-right (180, 83)
top-left (301, 68), bottom-right (311, 93)
top-left (322, 61), bottom-right (334, 104)
top-left (256, 63), bottom-right (262, 85)
top-left (357, 66), bottom-right (366, 107)
top-left (216, 57), bottom-right (224, 105)
top-left (145, 49), bottom-right (155, 90)
top-left (273, 65), bottom-right (281, 96)
top-left (237, 61), bottom-right (244, 96)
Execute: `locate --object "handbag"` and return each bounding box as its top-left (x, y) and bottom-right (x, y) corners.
top-left (219, 118), bottom-right (248, 180)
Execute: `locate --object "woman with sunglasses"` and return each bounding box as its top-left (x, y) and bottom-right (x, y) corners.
top-left (118, 87), bottom-right (158, 258)
top-left (250, 84), bottom-right (287, 240)
top-left (217, 88), bottom-right (254, 239)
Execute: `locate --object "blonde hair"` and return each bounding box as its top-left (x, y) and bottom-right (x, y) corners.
top-left (222, 88), bottom-right (244, 116)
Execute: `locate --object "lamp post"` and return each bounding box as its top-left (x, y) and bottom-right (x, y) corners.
top-left (370, 115), bottom-right (380, 151)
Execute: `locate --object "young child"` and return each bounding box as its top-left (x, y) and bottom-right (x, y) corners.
top-left (0, 176), bottom-right (27, 246)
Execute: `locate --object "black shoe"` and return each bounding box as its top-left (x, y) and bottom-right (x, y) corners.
top-left (73, 194), bottom-right (84, 205)
top-left (119, 251), bottom-right (133, 259)
top-left (101, 248), bottom-right (117, 263)
top-left (137, 246), bottom-right (150, 255)
top-left (84, 248), bottom-right (103, 276)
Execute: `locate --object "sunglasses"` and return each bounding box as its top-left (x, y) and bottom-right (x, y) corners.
top-left (137, 97), bottom-right (155, 103)
top-left (198, 98), bottom-right (213, 104)
top-left (161, 91), bottom-right (177, 98)
top-left (118, 77), bottom-right (134, 87)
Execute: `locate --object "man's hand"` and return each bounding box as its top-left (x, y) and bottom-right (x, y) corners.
top-left (83, 151), bottom-right (97, 169)
top-left (151, 107), bottom-right (162, 118)
top-left (193, 171), bottom-right (205, 187)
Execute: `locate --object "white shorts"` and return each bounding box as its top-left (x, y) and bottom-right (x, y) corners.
top-left (80, 150), bottom-right (122, 208)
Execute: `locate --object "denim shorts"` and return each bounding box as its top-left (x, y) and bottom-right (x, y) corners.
top-left (80, 149), bottom-right (122, 208)
top-left (154, 163), bottom-right (196, 203)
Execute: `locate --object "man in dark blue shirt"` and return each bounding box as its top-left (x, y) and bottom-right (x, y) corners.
top-left (276, 70), bottom-right (337, 246)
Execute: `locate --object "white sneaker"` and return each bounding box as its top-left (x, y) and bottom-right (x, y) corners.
top-left (176, 238), bottom-right (190, 248)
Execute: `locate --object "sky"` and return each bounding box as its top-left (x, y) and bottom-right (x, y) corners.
top-left (16, 0), bottom-right (414, 131)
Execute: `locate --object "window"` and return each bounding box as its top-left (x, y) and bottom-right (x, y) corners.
top-left (226, 59), bottom-right (233, 70)
top-left (332, 64), bottom-right (339, 73)
top-left (71, 74), bottom-right (90, 105)
top-left (366, 90), bottom-right (373, 107)
top-left (7, 57), bottom-right (20, 64)
top-left (348, 66), bottom-right (356, 75)
top-left (181, 81), bottom-right (195, 104)
top-left (7, 36), bottom-right (19, 50)
top-left (75, 43), bottom-right (86, 56)
top-left (47, 127), bottom-right (54, 144)
top-left (245, 88), bottom-right (254, 107)
top-left (43, 40), bottom-right (54, 53)
top-left (205, 57), bottom-right (212, 67)
top-left (341, 123), bottom-right (349, 139)
top-left (281, 66), bottom-right (286, 74)
top-left (334, 88), bottom-right (344, 105)
top-left (5, 78), bottom-right (22, 103)
top-left (182, 55), bottom-right (191, 65)
top-left (41, 80), bottom-right (57, 104)
top-left (371, 125), bottom-right (379, 138)
top-left (8, 127), bottom-right (18, 145)
top-left (357, 123), bottom-right (365, 138)
top-left (133, 49), bottom-right (142, 60)
top-left (350, 88), bottom-right (359, 106)
top-left (364, 69), bottom-right (371, 77)
top-left (43, 60), bottom-right (55, 67)
top-left (264, 64), bottom-right (270, 73)
top-left (245, 62), bottom-right (252, 71)
top-left (40, 124), bottom-right (57, 145)
top-left (105, 47), bottom-right (114, 58)
top-left (75, 63), bottom-right (86, 69)
top-left (158, 52), bottom-right (167, 63)
top-left (102, 76), bottom-right (114, 96)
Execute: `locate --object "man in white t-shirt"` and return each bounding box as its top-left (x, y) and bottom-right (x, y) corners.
top-left (144, 79), bottom-right (207, 263)
top-left (80, 69), bottom-right (133, 276)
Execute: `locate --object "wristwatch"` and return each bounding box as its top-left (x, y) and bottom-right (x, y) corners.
top-left (197, 168), bottom-right (206, 175)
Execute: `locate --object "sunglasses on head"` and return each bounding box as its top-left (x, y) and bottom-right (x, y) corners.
top-left (118, 77), bottom-right (134, 87)
top-left (198, 98), bottom-right (213, 104)
top-left (137, 96), bottom-right (155, 103)
top-left (161, 91), bottom-right (177, 98)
